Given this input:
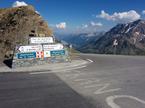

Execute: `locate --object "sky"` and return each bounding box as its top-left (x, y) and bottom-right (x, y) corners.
top-left (0, 0), bottom-right (145, 34)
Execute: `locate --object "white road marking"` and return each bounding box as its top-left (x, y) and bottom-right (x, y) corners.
top-left (84, 84), bottom-right (104, 88)
top-left (74, 79), bottom-right (120, 95)
top-left (74, 78), bottom-right (98, 82)
top-left (106, 95), bottom-right (145, 108)
top-left (61, 70), bottom-right (71, 73)
top-left (29, 71), bottom-right (51, 75)
top-left (53, 63), bottom-right (86, 70)
top-left (71, 61), bottom-right (88, 67)
top-left (95, 88), bottom-right (121, 95)
top-left (65, 74), bottom-right (72, 77)
top-left (73, 70), bottom-right (81, 73)
top-left (61, 65), bottom-right (87, 72)
top-left (94, 83), bottom-right (121, 95)
top-left (87, 59), bottom-right (93, 63)
top-left (74, 79), bottom-right (86, 82)
top-left (29, 65), bottom-right (87, 75)
top-left (70, 74), bottom-right (79, 79)
top-left (80, 79), bottom-right (100, 85)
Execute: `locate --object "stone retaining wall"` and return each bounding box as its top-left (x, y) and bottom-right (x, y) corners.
top-left (12, 50), bottom-right (71, 68)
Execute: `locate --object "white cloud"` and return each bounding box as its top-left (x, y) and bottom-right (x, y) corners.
top-left (90, 21), bottom-right (103, 27)
top-left (97, 10), bottom-right (140, 23)
top-left (82, 21), bottom-right (103, 29)
top-left (142, 10), bottom-right (145, 15)
top-left (82, 24), bottom-right (88, 28)
top-left (78, 21), bottom-right (103, 33)
top-left (12, 1), bottom-right (28, 7)
top-left (56, 22), bottom-right (66, 29)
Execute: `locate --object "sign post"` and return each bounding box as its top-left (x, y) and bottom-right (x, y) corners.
top-left (12, 36), bottom-right (70, 68)
top-left (113, 39), bottom-right (118, 55)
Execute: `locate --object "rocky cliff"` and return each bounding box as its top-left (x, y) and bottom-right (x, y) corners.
top-left (0, 5), bottom-right (52, 62)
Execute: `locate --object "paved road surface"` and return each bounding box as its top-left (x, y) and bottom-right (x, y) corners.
top-left (0, 54), bottom-right (145, 108)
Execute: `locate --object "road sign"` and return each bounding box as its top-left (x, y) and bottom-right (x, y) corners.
top-left (69, 44), bottom-right (72, 49)
top-left (43, 44), bottom-right (64, 51)
top-left (36, 51), bottom-right (44, 58)
top-left (18, 45), bottom-right (42, 52)
top-left (16, 52), bottom-right (36, 59)
top-left (113, 39), bottom-right (118, 46)
top-left (44, 51), bottom-right (51, 57)
top-left (30, 37), bottom-right (54, 44)
top-left (50, 50), bottom-right (65, 56)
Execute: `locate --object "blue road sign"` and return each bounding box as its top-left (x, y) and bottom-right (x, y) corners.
top-left (50, 50), bottom-right (65, 56)
top-left (16, 52), bottom-right (36, 59)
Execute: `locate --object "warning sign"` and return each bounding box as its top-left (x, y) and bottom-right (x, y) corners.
top-left (36, 51), bottom-right (44, 58)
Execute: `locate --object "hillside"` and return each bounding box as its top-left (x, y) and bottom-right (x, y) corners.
top-left (0, 5), bottom-right (52, 63)
top-left (79, 19), bottom-right (145, 55)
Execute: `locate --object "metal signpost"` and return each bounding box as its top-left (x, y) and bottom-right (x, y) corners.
top-left (113, 39), bottom-right (118, 55)
top-left (13, 36), bottom-right (69, 68)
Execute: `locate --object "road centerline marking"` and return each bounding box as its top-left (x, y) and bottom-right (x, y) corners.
top-left (87, 59), bottom-right (93, 63)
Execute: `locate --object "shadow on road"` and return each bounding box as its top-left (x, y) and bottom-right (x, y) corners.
top-left (3, 59), bottom-right (12, 68)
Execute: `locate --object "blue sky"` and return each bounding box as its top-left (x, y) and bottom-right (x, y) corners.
top-left (0, 0), bottom-right (145, 34)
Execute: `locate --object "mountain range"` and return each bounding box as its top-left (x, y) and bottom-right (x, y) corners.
top-left (57, 19), bottom-right (145, 55)
top-left (55, 32), bottom-right (104, 49)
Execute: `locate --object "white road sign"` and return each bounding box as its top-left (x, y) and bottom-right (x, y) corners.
top-left (43, 44), bottom-right (64, 51)
top-left (44, 51), bottom-right (51, 57)
top-left (113, 39), bottom-right (118, 46)
top-left (30, 37), bottom-right (54, 44)
top-left (18, 45), bottom-right (42, 52)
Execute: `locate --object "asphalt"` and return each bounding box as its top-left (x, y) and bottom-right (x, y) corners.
top-left (0, 72), bottom-right (96, 108)
top-left (0, 54), bottom-right (145, 108)
top-left (0, 59), bottom-right (88, 73)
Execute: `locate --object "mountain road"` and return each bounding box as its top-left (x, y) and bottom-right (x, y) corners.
top-left (0, 54), bottom-right (145, 108)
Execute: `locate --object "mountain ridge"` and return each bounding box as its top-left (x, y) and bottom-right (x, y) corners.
top-left (79, 19), bottom-right (145, 55)
top-left (55, 32), bottom-right (104, 49)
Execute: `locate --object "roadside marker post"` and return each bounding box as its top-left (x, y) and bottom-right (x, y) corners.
top-left (113, 39), bottom-right (118, 55)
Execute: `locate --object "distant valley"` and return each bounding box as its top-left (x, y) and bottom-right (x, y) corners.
top-left (55, 32), bottom-right (104, 50)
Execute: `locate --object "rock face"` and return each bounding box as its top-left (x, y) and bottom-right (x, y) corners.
top-left (0, 5), bottom-right (52, 62)
top-left (80, 19), bottom-right (145, 55)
